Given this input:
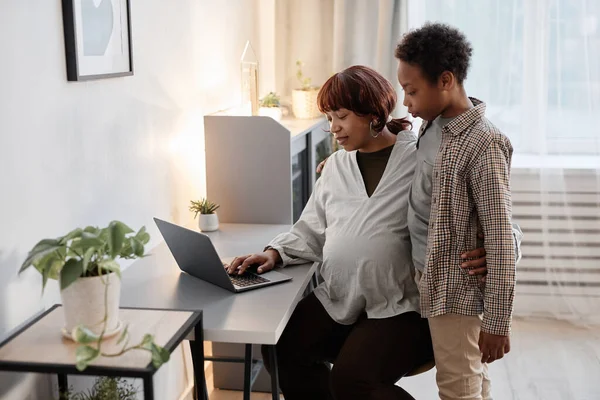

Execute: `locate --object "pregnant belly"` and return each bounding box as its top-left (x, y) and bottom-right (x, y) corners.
top-left (320, 235), bottom-right (411, 299)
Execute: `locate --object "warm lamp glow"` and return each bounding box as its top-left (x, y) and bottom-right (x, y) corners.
top-left (169, 112), bottom-right (205, 184)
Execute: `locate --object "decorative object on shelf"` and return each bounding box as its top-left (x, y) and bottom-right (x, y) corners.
top-left (62, 0), bottom-right (134, 81)
top-left (19, 221), bottom-right (170, 371)
top-left (190, 198), bottom-right (220, 232)
top-left (240, 40), bottom-right (259, 116)
top-left (258, 91), bottom-right (283, 121)
top-left (292, 60), bottom-right (321, 119)
top-left (58, 376), bottom-right (138, 400)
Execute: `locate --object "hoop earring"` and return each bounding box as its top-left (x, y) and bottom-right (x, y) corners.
top-left (370, 121), bottom-right (381, 138)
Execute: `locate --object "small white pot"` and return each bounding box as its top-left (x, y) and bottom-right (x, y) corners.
top-left (258, 106), bottom-right (282, 122)
top-left (60, 272), bottom-right (121, 337)
top-left (292, 88), bottom-right (321, 119)
top-left (199, 213), bottom-right (219, 232)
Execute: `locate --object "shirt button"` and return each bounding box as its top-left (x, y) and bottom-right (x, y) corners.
top-left (433, 197), bottom-right (437, 204)
top-left (435, 172), bottom-right (439, 178)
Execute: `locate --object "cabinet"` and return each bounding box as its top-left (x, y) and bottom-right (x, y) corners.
top-left (204, 114), bottom-right (329, 224)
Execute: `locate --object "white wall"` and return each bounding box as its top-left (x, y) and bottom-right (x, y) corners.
top-left (0, 0), bottom-right (258, 398)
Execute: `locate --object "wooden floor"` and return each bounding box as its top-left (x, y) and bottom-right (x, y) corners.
top-left (208, 317), bottom-right (600, 400)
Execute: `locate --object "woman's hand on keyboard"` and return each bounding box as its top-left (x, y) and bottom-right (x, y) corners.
top-left (224, 249), bottom-right (281, 275)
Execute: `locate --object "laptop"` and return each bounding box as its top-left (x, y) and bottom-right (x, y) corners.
top-left (154, 218), bottom-right (292, 293)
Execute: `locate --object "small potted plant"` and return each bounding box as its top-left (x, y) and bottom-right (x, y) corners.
top-left (258, 91), bottom-right (283, 121)
top-left (19, 221), bottom-right (170, 371)
top-left (292, 60), bottom-right (321, 119)
top-left (190, 198), bottom-right (220, 232)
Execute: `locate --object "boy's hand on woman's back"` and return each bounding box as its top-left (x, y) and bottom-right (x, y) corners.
top-left (316, 157), bottom-right (329, 174)
top-left (461, 232), bottom-right (488, 281)
top-left (460, 247), bottom-right (487, 281)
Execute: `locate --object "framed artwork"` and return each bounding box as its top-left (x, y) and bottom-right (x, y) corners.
top-left (62, 0), bottom-right (133, 81)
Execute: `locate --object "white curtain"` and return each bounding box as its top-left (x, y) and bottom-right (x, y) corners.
top-left (275, 0), bottom-right (409, 116)
top-left (408, 0), bottom-right (600, 325)
top-left (331, 0), bottom-right (408, 117)
top-left (330, 1), bottom-right (406, 88)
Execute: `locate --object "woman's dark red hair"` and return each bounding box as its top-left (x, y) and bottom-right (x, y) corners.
top-left (317, 65), bottom-right (411, 133)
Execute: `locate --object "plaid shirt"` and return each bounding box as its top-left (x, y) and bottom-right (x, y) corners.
top-left (419, 98), bottom-right (516, 336)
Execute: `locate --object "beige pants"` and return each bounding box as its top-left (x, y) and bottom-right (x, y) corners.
top-left (414, 271), bottom-right (491, 400)
top-left (428, 313), bottom-right (492, 400)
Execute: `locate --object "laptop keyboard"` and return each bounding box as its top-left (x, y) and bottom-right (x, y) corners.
top-left (228, 272), bottom-right (270, 287)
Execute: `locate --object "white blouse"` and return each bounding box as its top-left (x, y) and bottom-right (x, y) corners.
top-left (267, 131), bottom-right (420, 324)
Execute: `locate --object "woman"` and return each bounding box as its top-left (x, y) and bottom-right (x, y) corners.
top-left (226, 65), bottom-right (432, 400)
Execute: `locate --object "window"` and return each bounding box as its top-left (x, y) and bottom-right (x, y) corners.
top-left (408, 0), bottom-right (600, 159)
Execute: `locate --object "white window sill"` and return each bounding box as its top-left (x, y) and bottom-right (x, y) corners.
top-left (512, 154), bottom-right (600, 170)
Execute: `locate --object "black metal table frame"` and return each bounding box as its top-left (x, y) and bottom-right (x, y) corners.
top-left (197, 273), bottom-right (320, 400)
top-left (198, 276), bottom-right (322, 400)
top-left (0, 305), bottom-right (206, 400)
top-left (203, 344), bottom-right (280, 400)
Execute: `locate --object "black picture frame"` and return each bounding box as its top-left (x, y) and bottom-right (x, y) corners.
top-left (62, 0), bottom-right (134, 81)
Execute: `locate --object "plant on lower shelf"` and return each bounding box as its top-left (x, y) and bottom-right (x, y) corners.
top-left (19, 221), bottom-right (170, 371)
top-left (58, 377), bottom-right (138, 400)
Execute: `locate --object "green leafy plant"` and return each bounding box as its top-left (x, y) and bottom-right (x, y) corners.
top-left (18, 221), bottom-right (170, 371)
top-left (296, 60), bottom-right (316, 90)
top-left (58, 377), bottom-right (138, 400)
top-left (190, 198), bottom-right (220, 218)
top-left (259, 91), bottom-right (281, 108)
top-left (19, 221), bottom-right (150, 293)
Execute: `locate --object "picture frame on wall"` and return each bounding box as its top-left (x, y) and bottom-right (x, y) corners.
top-left (62, 0), bottom-right (133, 81)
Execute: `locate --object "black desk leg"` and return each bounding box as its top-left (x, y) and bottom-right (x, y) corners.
top-left (243, 344), bottom-right (253, 400)
top-left (268, 345), bottom-right (280, 400)
top-left (57, 374), bottom-right (68, 398)
top-left (190, 323), bottom-right (208, 400)
top-left (143, 374), bottom-right (155, 400)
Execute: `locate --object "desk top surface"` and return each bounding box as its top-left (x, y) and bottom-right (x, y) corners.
top-left (120, 223), bottom-right (317, 345)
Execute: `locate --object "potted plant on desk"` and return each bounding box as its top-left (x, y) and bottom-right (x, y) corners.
top-left (19, 221), bottom-right (170, 371)
top-left (190, 198), bottom-right (220, 232)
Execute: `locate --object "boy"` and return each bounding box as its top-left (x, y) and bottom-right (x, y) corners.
top-left (396, 23), bottom-right (516, 400)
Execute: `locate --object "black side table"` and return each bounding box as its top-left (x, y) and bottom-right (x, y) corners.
top-left (0, 305), bottom-right (205, 400)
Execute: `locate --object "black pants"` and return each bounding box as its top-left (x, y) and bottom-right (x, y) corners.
top-left (262, 293), bottom-right (433, 400)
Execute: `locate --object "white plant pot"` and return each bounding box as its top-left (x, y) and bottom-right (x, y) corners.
top-left (60, 272), bottom-right (121, 338)
top-left (199, 213), bottom-right (219, 232)
top-left (292, 88), bottom-right (321, 119)
top-left (258, 106), bottom-right (282, 122)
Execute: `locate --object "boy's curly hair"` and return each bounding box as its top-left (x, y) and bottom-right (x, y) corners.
top-left (395, 22), bottom-right (473, 85)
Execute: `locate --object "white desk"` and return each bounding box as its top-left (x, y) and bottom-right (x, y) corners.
top-left (119, 223), bottom-right (317, 345)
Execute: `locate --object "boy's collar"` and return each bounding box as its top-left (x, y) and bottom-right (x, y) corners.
top-left (419, 97), bottom-right (486, 137)
top-left (443, 97), bottom-right (486, 137)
